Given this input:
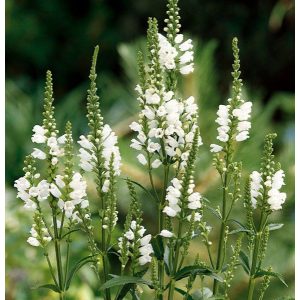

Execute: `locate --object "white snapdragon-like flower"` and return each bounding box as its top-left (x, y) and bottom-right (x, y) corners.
top-left (31, 125), bottom-right (47, 144)
top-left (267, 170), bottom-right (286, 211)
top-left (160, 229), bottom-right (173, 238)
top-left (250, 171), bottom-right (262, 208)
top-left (157, 33), bottom-right (194, 75)
top-left (120, 221), bottom-right (153, 266)
top-left (78, 125), bottom-right (121, 181)
top-left (250, 169), bottom-right (286, 211)
top-left (210, 100), bottom-right (252, 152)
top-left (31, 148), bottom-right (46, 160)
top-left (27, 224), bottom-right (51, 247)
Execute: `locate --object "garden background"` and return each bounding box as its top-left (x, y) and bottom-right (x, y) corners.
top-left (5, 0), bottom-right (295, 299)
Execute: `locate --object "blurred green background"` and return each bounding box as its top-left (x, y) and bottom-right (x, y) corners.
top-left (5, 0), bottom-right (295, 299)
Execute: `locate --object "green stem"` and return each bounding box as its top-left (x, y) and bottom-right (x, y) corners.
top-left (52, 210), bottom-right (64, 292)
top-left (44, 252), bottom-right (59, 288)
top-left (168, 221), bottom-right (183, 300)
top-left (247, 212), bottom-right (267, 300)
top-left (213, 170), bottom-right (228, 294)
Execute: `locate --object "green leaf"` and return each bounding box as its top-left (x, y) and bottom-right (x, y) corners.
top-left (65, 256), bottom-right (96, 290)
top-left (125, 178), bottom-right (158, 203)
top-left (205, 205), bottom-right (222, 220)
top-left (254, 270), bottom-right (288, 287)
top-left (174, 266), bottom-right (223, 282)
top-left (191, 287), bottom-right (213, 299)
top-left (116, 269), bottom-right (148, 300)
top-left (61, 228), bottom-right (80, 239)
top-left (239, 250), bottom-right (250, 274)
top-left (228, 228), bottom-right (252, 235)
top-left (175, 287), bottom-right (193, 299)
top-left (151, 235), bottom-right (164, 261)
top-left (33, 284), bottom-right (60, 293)
top-left (100, 276), bottom-right (152, 290)
top-left (164, 245), bottom-right (170, 275)
top-left (267, 223), bottom-right (284, 231)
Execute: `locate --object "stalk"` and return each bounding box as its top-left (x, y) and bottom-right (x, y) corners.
top-left (168, 221), bottom-right (183, 300)
top-left (247, 212), bottom-right (267, 300)
top-left (213, 166), bottom-right (229, 294)
top-left (52, 210), bottom-right (64, 297)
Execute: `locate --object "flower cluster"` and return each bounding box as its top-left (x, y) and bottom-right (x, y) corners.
top-left (118, 220), bottom-right (153, 266)
top-left (249, 169), bottom-right (286, 211)
top-left (158, 33), bottom-right (194, 75)
top-left (130, 88), bottom-right (201, 170)
top-left (249, 171), bottom-right (262, 208)
top-left (27, 222), bottom-right (51, 247)
top-left (31, 124), bottom-right (65, 165)
top-left (56, 172), bottom-right (89, 221)
top-left (163, 178), bottom-right (201, 218)
top-left (210, 38), bottom-right (252, 153)
top-left (78, 125), bottom-right (121, 178)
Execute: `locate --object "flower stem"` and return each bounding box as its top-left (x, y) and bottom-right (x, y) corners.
top-left (247, 212), bottom-right (267, 300)
top-left (52, 210), bottom-right (64, 293)
top-left (213, 171), bottom-right (228, 294)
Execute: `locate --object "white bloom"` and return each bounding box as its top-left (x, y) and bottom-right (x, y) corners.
top-left (151, 159), bottom-right (162, 169)
top-left (267, 189), bottom-right (286, 210)
top-left (102, 179), bottom-right (110, 193)
top-left (147, 142), bottom-right (160, 153)
top-left (57, 134), bottom-right (66, 144)
top-left (179, 39), bottom-right (193, 51)
top-left (250, 171), bottom-right (262, 208)
top-left (32, 148), bottom-right (46, 160)
top-left (140, 234), bottom-right (152, 246)
top-left (139, 244), bottom-right (153, 256)
top-left (36, 180), bottom-right (50, 201)
top-left (160, 230), bottom-right (173, 238)
top-left (129, 122), bottom-right (142, 132)
top-left (138, 255), bottom-right (152, 265)
top-left (24, 199), bottom-right (37, 211)
top-left (50, 183), bottom-right (61, 198)
top-left (55, 175), bottom-right (65, 189)
top-left (124, 230), bottom-right (134, 240)
top-left (31, 125), bottom-right (47, 144)
top-left (163, 206), bottom-right (177, 217)
top-left (272, 170), bottom-right (285, 190)
top-left (187, 212), bottom-right (202, 222)
top-left (63, 201), bottom-right (76, 218)
top-left (180, 64), bottom-right (194, 75)
top-left (137, 154), bottom-right (147, 165)
top-left (175, 34), bottom-right (184, 44)
top-left (14, 177), bottom-right (30, 192)
top-left (78, 135), bottom-right (93, 150)
top-left (27, 237), bottom-right (40, 247)
top-left (210, 144), bottom-right (223, 153)
top-left (236, 131), bottom-right (249, 141)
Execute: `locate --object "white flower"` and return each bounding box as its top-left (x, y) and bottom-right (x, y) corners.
top-left (129, 122), bottom-right (142, 132)
top-left (14, 177), bottom-right (30, 192)
top-left (250, 171), bottom-right (262, 208)
top-left (272, 170), bottom-right (285, 190)
top-left (236, 131), bottom-right (249, 142)
top-left (139, 244), bottom-right (153, 256)
top-left (124, 230), bottom-right (134, 240)
top-left (147, 142), bottom-right (160, 153)
top-left (27, 237), bottom-right (40, 247)
top-left (140, 234), bottom-right (152, 246)
top-left (50, 183), bottom-right (61, 198)
top-left (31, 148), bottom-right (46, 160)
top-left (151, 159), bottom-right (162, 169)
top-left (63, 201), bottom-right (76, 218)
top-left (163, 206), bottom-right (177, 217)
top-left (24, 199), bottom-right (37, 211)
top-left (187, 212), bottom-right (202, 222)
top-left (102, 179), bottom-right (110, 193)
top-left (175, 34), bottom-right (183, 44)
top-left (160, 230), bottom-right (173, 238)
top-left (78, 135), bottom-right (93, 150)
top-left (138, 255), bottom-right (152, 265)
top-left (57, 135), bottom-right (66, 144)
top-left (267, 189), bottom-right (286, 210)
top-left (137, 154), bottom-right (147, 165)
top-left (210, 144), bottom-right (223, 153)
top-left (179, 39), bottom-right (193, 51)
top-left (233, 102), bottom-right (252, 121)
top-left (51, 157), bottom-right (58, 165)
top-left (31, 125), bottom-right (47, 144)
top-left (55, 175), bottom-right (65, 189)
top-left (36, 180), bottom-right (50, 201)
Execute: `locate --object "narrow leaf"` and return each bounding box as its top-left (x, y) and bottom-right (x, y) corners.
top-left (100, 276), bottom-right (152, 290)
top-left (239, 250), bottom-right (250, 274)
top-left (66, 256), bottom-right (96, 290)
top-left (254, 270), bottom-right (288, 287)
top-left (267, 223), bottom-right (284, 231)
top-left (175, 287), bottom-right (193, 299)
top-left (151, 235), bottom-right (164, 260)
top-left (174, 266), bottom-right (223, 282)
top-left (33, 284), bottom-right (60, 293)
